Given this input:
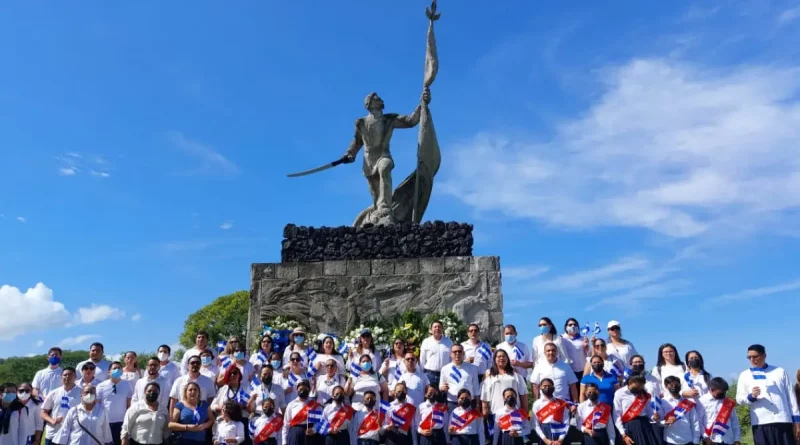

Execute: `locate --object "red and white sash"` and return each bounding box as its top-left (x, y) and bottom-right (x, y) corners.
top-left (451, 409), bottom-right (482, 431)
top-left (664, 399), bottom-right (695, 422)
top-left (392, 403), bottom-right (416, 432)
top-left (705, 398), bottom-right (736, 436)
top-left (419, 403), bottom-right (448, 430)
top-left (358, 412), bottom-right (381, 436)
top-left (582, 403), bottom-right (612, 429)
top-left (535, 399), bottom-right (567, 424)
top-left (289, 400), bottom-right (322, 427)
top-left (254, 416), bottom-right (284, 443)
top-left (330, 405), bottom-right (355, 430)
top-left (621, 394), bottom-right (651, 423)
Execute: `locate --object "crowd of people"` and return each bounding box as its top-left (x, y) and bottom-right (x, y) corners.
top-left (1, 318), bottom-right (799, 445)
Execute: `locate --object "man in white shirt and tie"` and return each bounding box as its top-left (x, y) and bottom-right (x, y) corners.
top-left (735, 344), bottom-right (800, 445)
top-left (76, 342), bottom-right (111, 383)
top-left (419, 320), bottom-right (452, 390)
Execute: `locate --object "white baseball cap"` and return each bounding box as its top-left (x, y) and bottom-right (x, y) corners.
top-left (607, 320), bottom-right (621, 329)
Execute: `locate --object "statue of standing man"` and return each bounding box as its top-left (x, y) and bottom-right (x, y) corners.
top-left (341, 88), bottom-right (431, 224)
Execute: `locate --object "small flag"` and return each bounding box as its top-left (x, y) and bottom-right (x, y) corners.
top-left (307, 347), bottom-right (317, 363)
top-left (256, 350), bottom-right (268, 365)
top-left (477, 344), bottom-right (492, 361)
top-left (315, 418), bottom-right (332, 435)
top-left (380, 400), bottom-right (390, 416)
top-left (651, 396), bottom-right (662, 416)
top-left (234, 388), bottom-right (250, 404)
top-left (221, 355), bottom-right (232, 369)
top-left (249, 375), bottom-right (262, 393)
top-left (217, 340), bottom-right (227, 353)
top-left (349, 362), bottom-right (362, 375)
top-left (432, 409), bottom-right (445, 427)
top-left (712, 421), bottom-right (729, 436)
top-left (391, 410), bottom-right (406, 426)
top-left (550, 422), bottom-right (568, 438)
top-left (486, 414), bottom-right (495, 436)
top-left (249, 419), bottom-right (257, 436)
top-left (288, 373), bottom-right (299, 387)
top-left (306, 363), bottom-right (318, 380)
top-left (592, 323), bottom-right (602, 336)
top-left (510, 411), bottom-right (523, 428)
top-left (684, 372), bottom-right (695, 389)
top-left (451, 412), bottom-right (466, 429)
top-left (337, 341), bottom-right (349, 355)
top-left (581, 322), bottom-right (590, 337)
top-left (449, 367), bottom-right (463, 384)
top-left (308, 409), bottom-right (324, 424)
top-left (623, 368), bottom-right (632, 382)
top-left (592, 409), bottom-right (603, 427)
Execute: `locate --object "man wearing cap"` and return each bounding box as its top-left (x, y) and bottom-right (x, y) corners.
top-left (605, 320), bottom-right (638, 368)
top-left (283, 327), bottom-right (312, 369)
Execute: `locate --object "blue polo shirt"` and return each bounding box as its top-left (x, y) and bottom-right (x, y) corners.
top-left (581, 371), bottom-right (617, 406)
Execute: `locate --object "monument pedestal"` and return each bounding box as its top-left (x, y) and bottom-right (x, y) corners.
top-left (248, 223), bottom-right (504, 343)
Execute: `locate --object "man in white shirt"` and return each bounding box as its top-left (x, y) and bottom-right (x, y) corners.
top-left (156, 344), bottom-right (181, 390)
top-left (132, 357), bottom-right (170, 410)
top-left (439, 343), bottom-right (480, 410)
top-left (660, 376), bottom-right (702, 445)
top-left (496, 324), bottom-right (533, 378)
top-left (698, 377), bottom-right (741, 445)
top-left (180, 330), bottom-right (217, 375)
top-left (33, 347), bottom-right (64, 400)
top-left (461, 323), bottom-right (492, 382)
top-left (96, 361), bottom-right (133, 445)
top-left (529, 342), bottom-right (578, 402)
top-left (170, 354), bottom-right (216, 411)
top-left (76, 342), bottom-right (111, 383)
top-left (398, 351), bottom-right (430, 406)
top-left (40, 367), bottom-right (81, 445)
top-left (419, 320), bottom-right (453, 389)
top-left (735, 344), bottom-right (800, 445)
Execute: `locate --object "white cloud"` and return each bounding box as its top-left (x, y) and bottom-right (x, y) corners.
top-left (25, 353), bottom-right (36, 357)
top-left (107, 353), bottom-right (123, 362)
top-left (168, 131), bottom-right (239, 175)
top-left (712, 280), bottom-right (800, 302)
top-left (442, 59), bottom-right (800, 239)
top-left (90, 170), bottom-right (110, 178)
top-left (73, 304), bottom-right (126, 325)
top-left (778, 7), bottom-right (800, 26)
top-left (16, 216), bottom-right (25, 223)
top-left (538, 256), bottom-right (650, 290)
top-left (131, 313), bottom-right (142, 322)
top-left (35, 340), bottom-right (44, 347)
top-left (59, 334), bottom-right (101, 348)
top-left (503, 265), bottom-right (550, 280)
top-left (220, 221), bottom-right (233, 230)
top-left (0, 283), bottom-right (71, 340)
top-left (59, 168), bottom-right (77, 176)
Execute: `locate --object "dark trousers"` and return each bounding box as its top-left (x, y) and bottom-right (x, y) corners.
top-left (110, 422), bottom-right (123, 445)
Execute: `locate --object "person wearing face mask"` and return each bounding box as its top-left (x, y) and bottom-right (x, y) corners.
top-left (532, 378), bottom-right (570, 445)
top-left (629, 355), bottom-right (662, 399)
top-left (156, 345), bottom-right (181, 391)
top-left (531, 317), bottom-right (571, 367)
top-left (281, 380), bottom-right (322, 445)
top-left (33, 347), bottom-right (65, 401)
top-left (495, 325), bottom-right (532, 378)
top-left (346, 354), bottom-right (389, 409)
top-left (221, 345), bottom-right (255, 389)
top-left (697, 378), bottom-right (740, 445)
top-left (576, 383), bottom-right (614, 445)
top-left (0, 382), bottom-right (28, 445)
top-left (680, 351), bottom-right (712, 400)
top-left (132, 358), bottom-right (170, 410)
top-left (120, 382), bottom-right (171, 445)
top-left (284, 353), bottom-right (310, 404)
top-left (321, 386), bottom-right (356, 445)
top-left (250, 398), bottom-right (283, 445)
top-left (53, 385), bottom-right (113, 445)
top-left (283, 329), bottom-right (311, 369)
top-left (181, 331), bottom-right (218, 376)
top-left (352, 391), bottom-right (383, 445)
top-left (493, 388), bottom-right (529, 445)
top-left (660, 376), bottom-right (702, 445)
top-left (414, 385), bottom-right (449, 445)
top-left (447, 389), bottom-right (485, 445)
top-left (199, 350), bottom-right (221, 382)
top-left (612, 375), bottom-right (661, 445)
top-left (580, 355), bottom-right (618, 406)
top-left (169, 355), bottom-right (216, 412)
top-left (18, 382), bottom-right (44, 445)
top-left (397, 352), bottom-right (431, 406)
top-left (41, 367), bottom-right (81, 445)
top-left (97, 361), bottom-right (134, 445)
top-left (315, 359), bottom-right (347, 405)
top-left (384, 382), bottom-right (418, 445)
top-left (248, 365), bottom-right (287, 415)
top-left (561, 318), bottom-right (589, 381)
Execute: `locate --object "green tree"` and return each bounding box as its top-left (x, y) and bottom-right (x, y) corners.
top-left (179, 290), bottom-right (249, 349)
top-left (0, 350), bottom-right (89, 383)
top-left (728, 379), bottom-right (752, 443)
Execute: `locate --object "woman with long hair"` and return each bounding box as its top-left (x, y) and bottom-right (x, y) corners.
top-left (479, 349), bottom-right (529, 417)
top-left (122, 351), bottom-right (143, 384)
top-left (313, 336), bottom-right (346, 377)
top-left (651, 343), bottom-right (685, 388)
top-left (350, 330), bottom-right (381, 371)
top-left (562, 318), bottom-right (589, 381)
top-left (605, 321), bottom-right (638, 367)
top-left (380, 338), bottom-right (408, 387)
top-left (680, 350), bottom-right (712, 399)
top-left (346, 354), bottom-right (389, 409)
top-left (168, 382), bottom-right (214, 445)
top-left (250, 335), bottom-right (274, 373)
top-left (531, 317), bottom-right (571, 365)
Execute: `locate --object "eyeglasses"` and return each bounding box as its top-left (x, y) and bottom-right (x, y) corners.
top-left (404, 358), bottom-right (416, 362)
top-left (189, 362), bottom-right (201, 366)
top-left (17, 389), bottom-right (30, 394)
top-left (468, 328), bottom-right (479, 333)
top-left (290, 358), bottom-right (301, 362)
top-left (566, 324), bottom-right (578, 327)
top-left (608, 326), bottom-right (620, 331)
top-left (451, 350), bottom-right (464, 354)
top-left (747, 355), bottom-right (761, 360)
top-left (594, 344), bottom-right (606, 348)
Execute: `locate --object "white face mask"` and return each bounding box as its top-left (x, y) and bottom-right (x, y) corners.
top-left (157, 352), bottom-right (170, 362)
top-left (17, 392), bottom-right (30, 402)
top-left (82, 394), bottom-right (96, 404)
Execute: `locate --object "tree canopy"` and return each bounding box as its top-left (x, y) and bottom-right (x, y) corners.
top-left (0, 350), bottom-right (87, 383)
top-left (178, 290), bottom-right (249, 348)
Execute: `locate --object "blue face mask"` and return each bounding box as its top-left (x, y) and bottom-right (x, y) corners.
top-left (361, 362), bottom-right (372, 371)
top-left (110, 369), bottom-right (123, 379)
top-left (234, 352), bottom-right (245, 360)
top-left (201, 356), bottom-right (212, 366)
top-left (505, 334), bottom-right (516, 343)
top-left (270, 360), bottom-right (282, 370)
top-left (539, 326), bottom-right (550, 335)
top-left (2, 393), bottom-right (16, 403)
top-left (294, 336), bottom-right (305, 344)
top-left (48, 356), bottom-right (61, 366)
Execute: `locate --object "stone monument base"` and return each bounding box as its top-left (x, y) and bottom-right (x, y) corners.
top-left (249, 255), bottom-right (503, 341)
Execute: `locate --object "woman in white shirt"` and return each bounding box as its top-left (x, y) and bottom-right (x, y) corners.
top-left (314, 358), bottom-right (347, 405)
top-left (651, 343), bottom-right (686, 388)
top-left (680, 350), bottom-right (712, 400)
top-left (531, 317), bottom-right (570, 365)
top-left (283, 329), bottom-right (311, 369)
top-left (379, 338), bottom-right (407, 387)
top-left (283, 353), bottom-right (308, 405)
top-left (122, 352), bottom-right (142, 385)
top-left (54, 384), bottom-right (114, 445)
top-left (250, 335), bottom-right (274, 373)
top-left (561, 318), bottom-right (589, 380)
top-left (480, 349), bottom-right (528, 416)
top-left (312, 336), bottom-right (346, 378)
top-left (349, 330), bottom-right (381, 372)
top-left (346, 354), bottom-right (388, 409)
top-left (0, 383), bottom-right (28, 445)
top-left (17, 382), bottom-right (43, 445)
top-left (604, 321), bottom-right (638, 367)
top-left (213, 400), bottom-right (245, 445)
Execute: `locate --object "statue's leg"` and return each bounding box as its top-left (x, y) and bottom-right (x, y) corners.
top-left (367, 174), bottom-right (380, 209)
top-left (376, 158), bottom-right (393, 209)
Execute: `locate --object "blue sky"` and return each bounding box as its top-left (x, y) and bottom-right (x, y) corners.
top-left (2, 1), bottom-right (800, 380)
